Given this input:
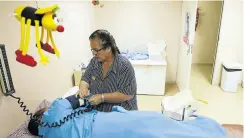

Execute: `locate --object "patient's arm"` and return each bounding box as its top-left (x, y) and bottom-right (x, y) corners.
top-left (65, 94), bottom-right (86, 109)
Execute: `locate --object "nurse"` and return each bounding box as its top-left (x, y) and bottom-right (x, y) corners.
top-left (78, 29), bottom-right (138, 112)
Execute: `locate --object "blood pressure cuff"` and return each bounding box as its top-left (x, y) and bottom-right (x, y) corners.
top-left (65, 95), bottom-right (80, 110)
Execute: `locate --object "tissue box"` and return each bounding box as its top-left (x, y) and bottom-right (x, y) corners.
top-left (161, 91), bottom-right (196, 120)
top-left (162, 96), bottom-right (189, 120)
top-left (162, 107), bottom-right (188, 121)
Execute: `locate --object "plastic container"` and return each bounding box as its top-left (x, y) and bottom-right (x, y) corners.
top-left (221, 62), bottom-right (242, 92)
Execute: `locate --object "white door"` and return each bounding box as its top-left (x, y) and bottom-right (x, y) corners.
top-left (176, 1), bottom-right (198, 91)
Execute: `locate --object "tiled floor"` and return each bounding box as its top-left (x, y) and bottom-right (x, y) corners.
top-left (137, 83), bottom-right (179, 112)
top-left (137, 64), bottom-right (243, 125)
top-left (190, 64), bottom-right (243, 125)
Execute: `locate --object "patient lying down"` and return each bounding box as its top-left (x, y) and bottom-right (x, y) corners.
top-left (28, 94), bottom-right (228, 138)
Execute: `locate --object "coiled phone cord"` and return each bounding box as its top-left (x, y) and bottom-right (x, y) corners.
top-left (9, 94), bottom-right (93, 128)
top-left (9, 94), bottom-right (34, 118)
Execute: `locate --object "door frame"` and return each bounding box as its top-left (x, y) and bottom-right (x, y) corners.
top-left (211, 0), bottom-right (225, 85)
top-left (176, 1), bottom-right (198, 91)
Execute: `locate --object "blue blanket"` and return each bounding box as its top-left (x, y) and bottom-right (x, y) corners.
top-left (39, 99), bottom-right (227, 138)
top-left (39, 98), bottom-right (98, 138)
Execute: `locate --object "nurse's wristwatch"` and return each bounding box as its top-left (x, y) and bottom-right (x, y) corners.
top-left (101, 93), bottom-right (104, 103)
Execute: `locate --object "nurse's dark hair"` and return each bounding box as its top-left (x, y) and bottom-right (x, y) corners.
top-left (28, 107), bottom-right (48, 136)
top-left (89, 29), bottom-right (120, 55)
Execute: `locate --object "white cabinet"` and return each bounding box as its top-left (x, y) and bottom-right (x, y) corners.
top-left (130, 59), bottom-right (167, 95)
top-left (73, 59), bottom-right (167, 95)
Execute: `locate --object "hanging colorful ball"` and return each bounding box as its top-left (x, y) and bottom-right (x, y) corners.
top-left (100, 3), bottom-right (104, 8)
top-left (92, 0), bottom-right (97, 6)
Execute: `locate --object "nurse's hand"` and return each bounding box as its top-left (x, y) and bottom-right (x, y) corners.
top-left (78, 80), bottom-right (90, 98)
top-left (78, 89), bottom-right (90, 98)
top-left (88, 94), bottom-right (102, 105)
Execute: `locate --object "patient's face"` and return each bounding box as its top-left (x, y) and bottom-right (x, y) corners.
top-left (28, 107), bottom-right (48, 136)
top-left (34, 107), bottom-right (48, 118)
top-left (90, 39), bottom-right (107, 62)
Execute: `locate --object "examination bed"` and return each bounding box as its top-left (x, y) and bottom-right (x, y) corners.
top-left (7, 87), bottom-right (243, 138)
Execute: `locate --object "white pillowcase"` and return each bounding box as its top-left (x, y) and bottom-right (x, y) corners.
top-left (62, 86), bottom-right (79, 99)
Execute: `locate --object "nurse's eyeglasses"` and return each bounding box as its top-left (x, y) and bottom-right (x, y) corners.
top-left (91, 47), bottom-right (106, 54)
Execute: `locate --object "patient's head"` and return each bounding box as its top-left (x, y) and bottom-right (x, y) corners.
top-left (28, 107), bottom-right (48, 136)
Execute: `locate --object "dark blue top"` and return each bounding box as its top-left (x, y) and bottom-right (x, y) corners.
top-left (82, 54), bottom-right (138, 112)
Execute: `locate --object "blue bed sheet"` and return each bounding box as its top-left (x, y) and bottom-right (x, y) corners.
top-left (39, 99), bottom-right (227, 138)
top-left (93, 106), bottom-right (228, 138)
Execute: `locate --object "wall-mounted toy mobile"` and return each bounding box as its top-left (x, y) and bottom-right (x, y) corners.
top-left (14, 4), bottom-right (64, 67)
top-left (92, 0), bottom-right (104, 8)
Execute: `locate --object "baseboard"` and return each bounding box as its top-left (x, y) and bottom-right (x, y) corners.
top-left (212, 80), bottom-right (242, 86)
top-left (211, 82), bottom-right (220, 86)
top-left (166, 81), bottom-right (176, 85)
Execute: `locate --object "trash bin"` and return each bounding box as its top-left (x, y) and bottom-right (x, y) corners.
top-left (221, 62), bottom-right (242, 92)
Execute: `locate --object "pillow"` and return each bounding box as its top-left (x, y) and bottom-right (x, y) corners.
top-left (8, 99), bottom-right (51, 138)
top-left (62, 86), bottom-right (79, 99)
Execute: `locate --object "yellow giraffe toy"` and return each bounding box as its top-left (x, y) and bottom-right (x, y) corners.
top-left (14, 4), bottom-right (64, 67)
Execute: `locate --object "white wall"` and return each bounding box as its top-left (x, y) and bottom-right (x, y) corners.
top-left (0, 1), bottom-right (95, 137)
top-left (212, 0), bottom-right (243, 85)
top-left (243, 1), bottom-right (244, 88)
top-left (93, 1), bottom-right (182, 83)
top-left (192, 1), bottom-right (222, 64)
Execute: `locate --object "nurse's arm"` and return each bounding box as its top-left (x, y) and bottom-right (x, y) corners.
top-left (79, 80), bottom-right (89, 91)
top-left (103, 92), bottom-right (133, 103)
top-left (79, 59), bottom-right (94, 97)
